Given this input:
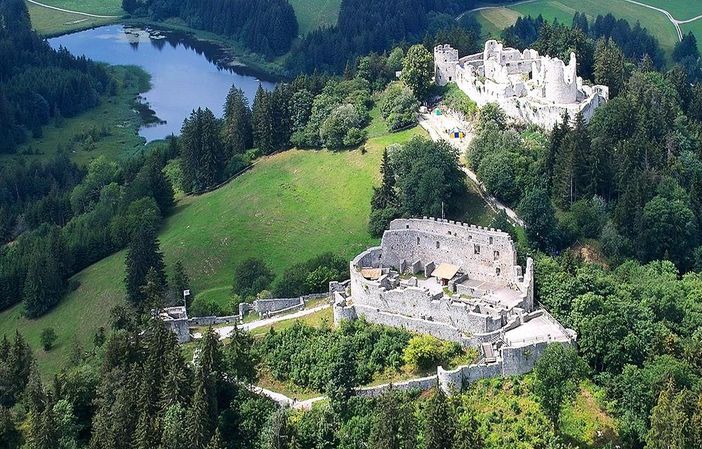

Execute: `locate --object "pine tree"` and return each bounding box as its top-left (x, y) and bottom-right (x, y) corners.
top-left (646, 382), bottom-right (696, 449)
top-left (225, 324), bottom-right (258, 384)
top-left (23, 249), bottom-right (63, 318)
top-left (423, 387), bottom-right (455, 449)
top-left (187, 370), bottom-right (214, 449)
top-left (368, 390), bottom-right (416, 449)
top-left (140, 267), bottom-right (166, 310)
top-left (252, 85), bottom-right (275, 154)
top-left (205, 429), bottom-right (226, 449)
top-left (180, 108), bottom-right (225, 193)
top-left (171, 260), bottom-right (190, 305)
top-left (594, 39), bottom-right (625, 97)
top-left (124, 223), bottom-right (166, 307)
top-left (223, 86), bottom-right (253, 156)
top-left (371, 147), bottom-right (397, 210)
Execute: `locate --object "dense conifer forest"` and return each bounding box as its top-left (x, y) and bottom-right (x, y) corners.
top-left (122, 0), bottom-right (298, 56)
top-left (0, 0), bottom-right (114, 154)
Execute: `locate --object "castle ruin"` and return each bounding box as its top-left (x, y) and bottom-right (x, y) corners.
top-left (434, 40), bottom-right (609, 129)
top-left (331, 218), bottom-right (575, 391)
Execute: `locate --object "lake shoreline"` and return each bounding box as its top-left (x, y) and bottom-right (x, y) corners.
top-left (40, 18), bottom-right (288, 82)
top-left (49, 24), bottom-right (277, 141)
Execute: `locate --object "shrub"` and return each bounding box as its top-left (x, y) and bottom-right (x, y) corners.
top-left (40, 327), bottom-right (58, 351)
top-left (232, 258), bottom-right (274, 300)
top-left (401, 334), bottom-right (459, 370)
top-left (379, 82), bottom-right (419, 131)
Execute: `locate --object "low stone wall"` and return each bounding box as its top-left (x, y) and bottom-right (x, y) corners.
top-left (355, 375), bottom-right (439, 397)
top-left (253, 298), bottom-right (303, 315)
top-left (188, 315), bottom-right (240, 326)
top-left (252, 293), bottom-right (329, 316)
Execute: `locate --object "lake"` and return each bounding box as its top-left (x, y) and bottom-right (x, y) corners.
top-left (49, 25), bottom-right (276, 142)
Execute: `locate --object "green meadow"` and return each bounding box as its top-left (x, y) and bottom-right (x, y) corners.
top-left (469, 0), bottom-right (700, 54)
top-left (288, 0), bottom-right (342, 36)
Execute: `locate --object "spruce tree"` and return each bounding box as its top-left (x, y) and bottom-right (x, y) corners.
top-left (252, 85), bottom-right (275, 154)
top-left (223, 86), bottom-right (253, 156)
top-left (423, 387), bottom-right (455, 449)
top-left (594, 39), bottom-right (625, 97)
top-left (171, 260), bottom-right (191, 306)
top-left (188, 370), bottom-right (214, 449)
top-left (371, 147), bottom-right (398, 210)
top-left (23, 249), bottom-right (63, 318)
top-left (180, 108), bottom-right (225, 193)
top-left (124, 223), bottom-right (166, 307)
top-left (205, 429), bottom-right (226, 449)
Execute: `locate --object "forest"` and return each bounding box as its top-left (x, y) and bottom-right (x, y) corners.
top-left (0, 0), bottom-right (114, 154)
top-left (466, 13), bottom-right (702, 272)
top-left (122, 0), bottom-right (298, 56)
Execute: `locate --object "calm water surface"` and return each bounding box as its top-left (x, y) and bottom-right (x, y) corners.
top-left (49, 25), bottom-right (275, 141)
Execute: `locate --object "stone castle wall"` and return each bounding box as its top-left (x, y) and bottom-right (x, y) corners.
top-left (381, 218), bottom-right (519, 285)
top-left (437, 40), bottom-right (609, 130)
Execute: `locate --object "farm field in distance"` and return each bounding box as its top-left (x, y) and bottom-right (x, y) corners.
top-left (469, 0), bottom-right (702, 54)
top-left (26, 1), bottom-right (118, 35)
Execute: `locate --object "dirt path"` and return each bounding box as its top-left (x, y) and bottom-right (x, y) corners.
top-left (25, 0), bottom-right (122, 18)
top-left (192, 303), bottom-right (331, 340)
top-left (418, 113), bottom-right (525, 227)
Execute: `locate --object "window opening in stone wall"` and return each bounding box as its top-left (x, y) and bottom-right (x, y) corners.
top-left (495, 267), bottom-right (501, 276)
top-left (489, 236), bottom-right (493, 244)
top-left (494, 250), bottom-right (499, 260)
top-left (474, 244), bottom-right (480, 254)
top-left (436, 241), bottom-right (440, 249)
top-left (417, 237), bottom-right (420, 245)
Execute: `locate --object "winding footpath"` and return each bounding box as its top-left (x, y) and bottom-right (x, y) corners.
top-left (192, 303), bottom-right (332, 340)
top-left (25, 0), bottom-right (121, 18)
top-left (458, 0), bottom-right (702, 43)
top-left (418, 113), bottom-right (525, 227)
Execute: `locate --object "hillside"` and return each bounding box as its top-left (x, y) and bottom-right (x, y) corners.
top-left (468, 0), bottom-right (702, 54)
top-left (0, 117), bottom-right (495, 376)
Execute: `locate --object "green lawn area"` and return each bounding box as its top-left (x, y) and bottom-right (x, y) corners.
top-left (288, 0), bottom-right (341, 36)
top-left (469, 0), bottom-right (684, 54)
top-left (26, 1), bottom-right (120, 36)
top-left (1, 65), bottom-right (150, 166)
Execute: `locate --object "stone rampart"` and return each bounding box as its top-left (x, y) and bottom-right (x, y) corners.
top-left (356, 375), bottom-right (439, 397)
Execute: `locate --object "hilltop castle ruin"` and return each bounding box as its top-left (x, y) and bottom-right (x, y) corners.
top-left (331, 218), bottom-right (575, 391)
top-left (434, 40), bottom-right (609, 129)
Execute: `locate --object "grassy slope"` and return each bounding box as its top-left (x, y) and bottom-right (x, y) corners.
top-left (1, 65), bottom-right (150, 166)
top-left (470, 0), bottom-right (684, 53)
top-left (0, 113), bottom-right (493, 376)
top-left (289, 0), bottom-right (341, 36)
top-left (26, 1), bottom-right (120, 36)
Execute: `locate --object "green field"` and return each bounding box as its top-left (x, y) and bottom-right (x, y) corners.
top-left (289, 0), bottom-right (341, 36)
top-left (27, 0), bottom-right (123, 36)
top-left (469, 0), bottom-right (699, 54)
top-left (0, 114), bottom-right (494, 375)
top-left (1, 65), bottom-right (150, 166)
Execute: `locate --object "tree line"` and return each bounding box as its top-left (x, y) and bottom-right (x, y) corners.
top-left (122, 0), bottom-right (298, 56)
top-left (286, 0), bottom-right (477, 74)
top-left (0, 0), bottom-right (115, 154)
